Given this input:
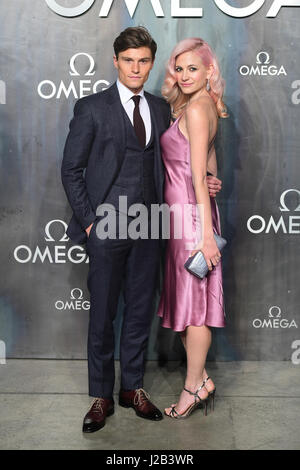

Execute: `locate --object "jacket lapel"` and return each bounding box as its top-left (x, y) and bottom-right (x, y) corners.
top-left (105, 83), bottom-right (126, 166)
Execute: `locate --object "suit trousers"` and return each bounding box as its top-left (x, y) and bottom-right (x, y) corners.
top-left (86, 212), bottom-right (160, 398)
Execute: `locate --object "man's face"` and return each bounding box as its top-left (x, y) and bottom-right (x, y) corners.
top-left (113, 47), bottom-right (154, 93)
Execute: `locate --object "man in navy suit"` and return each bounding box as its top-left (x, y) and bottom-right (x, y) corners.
top-left (62, 27), bottom-right (171, 432)
top-left (62, 26), bottom-right (222, 433)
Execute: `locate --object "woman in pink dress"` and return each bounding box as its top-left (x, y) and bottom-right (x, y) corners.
top-left (157, 38), bottom-right (228, 419)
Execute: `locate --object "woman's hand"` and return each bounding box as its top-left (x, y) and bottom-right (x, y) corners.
top-left (190, 236), bottom-right (221, 271)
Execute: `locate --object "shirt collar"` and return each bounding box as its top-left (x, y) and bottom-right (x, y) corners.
top-left (117, 79), bottom-right (144, 105)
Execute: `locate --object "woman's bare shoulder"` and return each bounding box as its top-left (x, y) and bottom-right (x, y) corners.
top-left (186, 99), bottom-right (208, 120)
top-left (186, 96), bottom-right (213, 118)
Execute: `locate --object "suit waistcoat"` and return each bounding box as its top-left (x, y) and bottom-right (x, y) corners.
top-left (103, 107), bottom-right (158, 210)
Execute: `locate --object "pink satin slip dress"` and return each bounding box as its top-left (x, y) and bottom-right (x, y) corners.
top-left (157, 117), bottom-right (226, 332)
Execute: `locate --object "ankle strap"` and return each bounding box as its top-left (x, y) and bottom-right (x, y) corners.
top-left (202, 376), bottom-right (210, 386)
top-left (184, 382), bottom-right (205, 403)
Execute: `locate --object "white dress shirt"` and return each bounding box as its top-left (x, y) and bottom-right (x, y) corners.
top-left (116, 79), bottom-right (152, 145)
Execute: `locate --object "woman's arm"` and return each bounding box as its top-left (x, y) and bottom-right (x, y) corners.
top-left (185, 102), bottom-right (221, 269)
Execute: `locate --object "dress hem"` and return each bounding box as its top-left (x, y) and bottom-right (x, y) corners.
top-left (159, 320), bottom-right (226, 333)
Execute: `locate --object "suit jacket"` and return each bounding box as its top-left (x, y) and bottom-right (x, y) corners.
top-left (61, 83), bottom-right (171, 245)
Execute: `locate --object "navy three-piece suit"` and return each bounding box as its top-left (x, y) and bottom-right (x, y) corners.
top-left (61, 83), bottom-right (171, 397)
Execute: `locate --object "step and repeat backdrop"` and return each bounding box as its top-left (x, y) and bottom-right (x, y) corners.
top-left (1, 0), bottom-right (300, 363)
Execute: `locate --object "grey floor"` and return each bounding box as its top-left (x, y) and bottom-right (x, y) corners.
top-left (0, 360), bottom-right (299, 450)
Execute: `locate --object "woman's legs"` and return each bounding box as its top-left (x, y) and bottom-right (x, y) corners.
top-left (181, 327), bottom-right (215, 393)
top-left (165, 324), bottom-right (212, 415)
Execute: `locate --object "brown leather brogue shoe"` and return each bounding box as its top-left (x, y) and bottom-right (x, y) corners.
top-left (82, 397), bottom-right (114, 433)
top-left (119, 388), bottom-right (163, 421)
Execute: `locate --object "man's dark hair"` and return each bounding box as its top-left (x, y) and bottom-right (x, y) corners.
top-left (113, 26), bottom-right (157, 60)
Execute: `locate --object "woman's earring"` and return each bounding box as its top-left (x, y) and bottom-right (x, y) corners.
top-left (206, 78), bottom-right (211, 91)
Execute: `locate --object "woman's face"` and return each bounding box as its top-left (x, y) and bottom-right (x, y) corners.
top-left (175, 50), bottom-right (210, 95)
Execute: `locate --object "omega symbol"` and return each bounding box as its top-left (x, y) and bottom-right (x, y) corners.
top-left (69, 53), bottom-right (95, 76)
top-left (70, 288), bottom-right (84, 300)
top-left (268, 306), bottom-right (281, 318)
top-left (256, 51), bottom-right (271, 65)
top-left (45, 0), bottom-right (95, 17)
top-left (44, 219), bottom-right (69, 242)
top-left (279, 189), bottom-right (300, 212)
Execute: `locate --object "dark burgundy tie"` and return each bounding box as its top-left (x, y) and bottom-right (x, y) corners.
top-left (132, 95), bottom-right (146, 148)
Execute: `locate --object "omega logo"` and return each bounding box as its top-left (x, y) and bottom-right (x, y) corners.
top-left (69, 53), bottom-right (95, 77)
top-left (14, 219), bottom-right (88, 264)
top-left (37, 52), bottom-right (109, 100)
top-left (279, 189), bottom-right (300, 212)
top-left (70, 288), bottom-right (84, 300)
top-left (44, 0), bottom-right (300, 19)
top-left (55, 288), bottom-right (90, 311)
top-left (256, 51), bottom-right (271, 64)
top-left (247, 189), bottom-right (300, 234)
top-left (252, 306), bottom-right (298, 329)
top-left (239, 51), bottom-right (287, 77)
top-left (44, 219), bottom-right (69, 242)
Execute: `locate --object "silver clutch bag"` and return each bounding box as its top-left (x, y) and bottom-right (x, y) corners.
top-left (184, 234), bottom-right (227, 279)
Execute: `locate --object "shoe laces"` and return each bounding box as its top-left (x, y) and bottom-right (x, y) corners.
top-left (134, 388), bottom-right (150, 406)
top-left (90, 397), bottom-right (104, 413)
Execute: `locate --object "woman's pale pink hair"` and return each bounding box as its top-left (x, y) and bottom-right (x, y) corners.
top-left (162, 38), bottom-right (228, 118)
